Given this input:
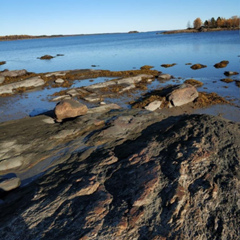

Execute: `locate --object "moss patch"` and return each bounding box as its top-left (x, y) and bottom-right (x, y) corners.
top-left (194, 92), bottom-right (229, 108)
top-left (184, 79), bottom-right (203, 87)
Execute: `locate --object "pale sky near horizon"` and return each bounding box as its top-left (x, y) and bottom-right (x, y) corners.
top-left (1, 0), bottom-right (239, 36)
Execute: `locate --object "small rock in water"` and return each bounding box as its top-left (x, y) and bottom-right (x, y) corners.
top-left (214, 60), bottom-right (229, 68)
top-left (224, 71), bottom-right (239, 76)
top-left (158, 73), bottom-right (172, 80)
top-left (54, 99), bottom-right (88, 122)
top-left (54, 78), bottom-right (64, 84)
top-left (190, 63), bottom-right (207, 70)
top-left (39, 55), bottom-right (54, 60)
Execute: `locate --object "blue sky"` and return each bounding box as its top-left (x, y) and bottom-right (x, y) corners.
top-left (1, 0), bottom-right (239, 35)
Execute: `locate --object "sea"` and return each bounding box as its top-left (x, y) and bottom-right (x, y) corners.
top-left (0, 30), bottom-right (239, 122)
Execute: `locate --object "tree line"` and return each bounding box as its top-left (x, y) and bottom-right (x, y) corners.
top-left (188, 16), bottom-right (240, 29)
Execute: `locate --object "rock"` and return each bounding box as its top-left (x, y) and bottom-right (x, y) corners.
top-left (39, 55), bottom-right (54, 60)
top-left (87, 103), bottom-right (121, 114)
top-left (214, 60), bottom-right (229, 68)
top-left (0, 76), bottom-right (5, 84)
top-left (54, 78), bottom-right (64, 84)
top-left (0, 61), bottom-right (6, 65)
top-left (54, 99), bottom-right (88, 122)
top-left (0, 113), bottom-right (239, 239)
top-left (158, 73), bottom-right (172, 80)
top-left (168, 84), bottom-right (198, 106)
top-left (0, 76), bottom-right (44, 95)
top-left (67, 89), bottom-right (79, 97)
top-left (0, 69), bottom-right (27, 77)
top-left (0, 177), bottom-right (21, 191)
top-left (45, 71), bottom-right (69, 77)
top-left (51, 95), bottom-right (71, 102)
top-left (224, 71), bottom-right (239, 76)
top-left (116, 74), bottom-right (153, 85)
top-left (0, 156), bottom-right (23, 171)
top-left (145, 100), bottom-right (162, 111)
top-left (221, 78), bottom-right (234, 83)
top-left (190, 63), bottom-right (207, 70)
top-left (161, 63), bottom-right (176, 68)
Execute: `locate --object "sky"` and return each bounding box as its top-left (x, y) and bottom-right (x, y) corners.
top-left (0, 0), bottom-right (239, 36)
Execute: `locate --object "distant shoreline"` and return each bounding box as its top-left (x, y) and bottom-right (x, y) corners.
top-left (162, 27), bottom-right (240, 34)
top-left (0, 31), bottom-right (138, 42)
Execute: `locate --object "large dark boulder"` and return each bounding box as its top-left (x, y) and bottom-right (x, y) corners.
top-left (0, 110), bottom-right (239, 240)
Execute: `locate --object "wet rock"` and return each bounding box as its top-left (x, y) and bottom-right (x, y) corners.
top-left (39, 55), bottom-right (54, 60)
top-left (214, 60), bottom-right (229, 68)
top-left (224, 71), bottom-right (239, 76)
top-left (168, 84), bottom-right (198, 106)
top-left (54, 78), bottom-right (64, 84)
top-left (0, 177), bottom-right (21, 191)
top-left (0, 76), bottom-right (44, 95)
top-left (158, 73), bottom-right (172, 80)
top-left (0, 69), bottom-right (27, 77)
top-left (0, 61), bottom-right (6, 65)
top-left (54, 99), bottom-right (88, 122)
top-left (145, 100), bottom-right (162, 111)
top-left (190, 63), bottom-right (207, 70)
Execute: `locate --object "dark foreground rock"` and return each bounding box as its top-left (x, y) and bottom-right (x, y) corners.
top-left (0, 109), bottom-right (239, 240)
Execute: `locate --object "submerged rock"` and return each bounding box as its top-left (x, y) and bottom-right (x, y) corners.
top-left (54, 99), bottom-right (88, 122)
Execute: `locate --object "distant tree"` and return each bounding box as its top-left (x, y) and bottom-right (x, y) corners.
top-left (193, 18), bottom-right (202, 29)
top-left (204, 20), bottom-right (209, 28)
top-left (210, 17), bottom-right (216, 28)
top-left (187, 21), bottom-right (192, 29)
top-left (216, 17), bottom-right (222, 28)
top-left (231, 15), bottom-right (240, 28)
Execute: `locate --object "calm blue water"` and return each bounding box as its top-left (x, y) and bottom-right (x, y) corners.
top-left (0, 31), bottom-right (239, 77)
top-left (0, 30), bottom-right (239, 122)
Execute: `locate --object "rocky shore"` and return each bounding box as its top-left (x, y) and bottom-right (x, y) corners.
top-left (0, 67), bottom-right (240, 239)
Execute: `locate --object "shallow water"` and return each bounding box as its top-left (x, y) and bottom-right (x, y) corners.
top-left (0, 30), bottom-right (239, 122)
